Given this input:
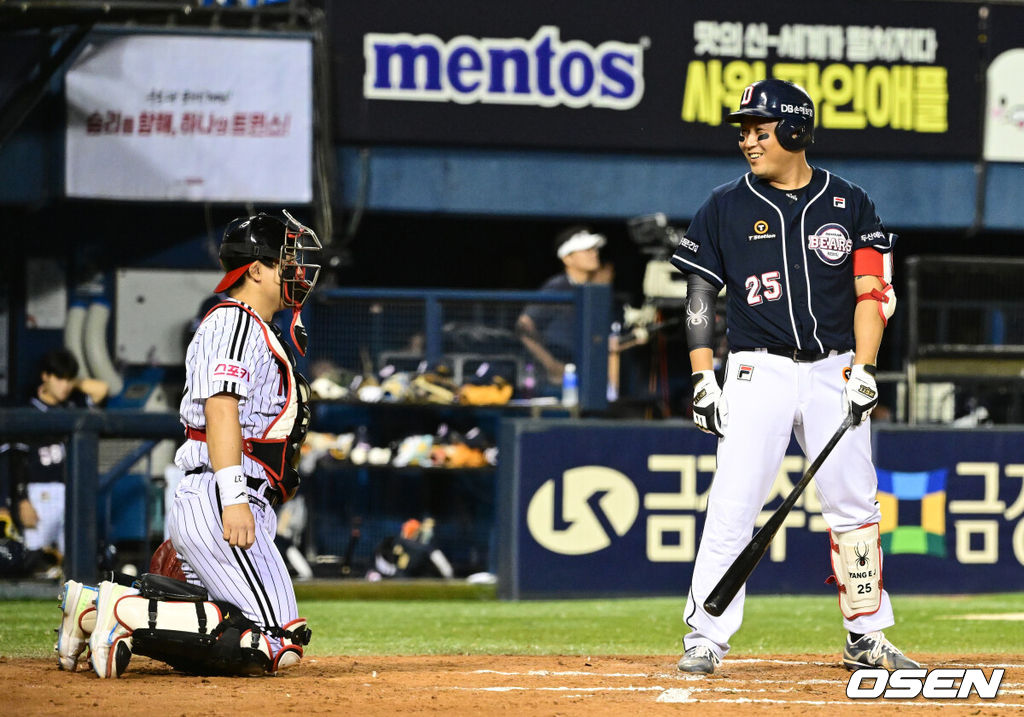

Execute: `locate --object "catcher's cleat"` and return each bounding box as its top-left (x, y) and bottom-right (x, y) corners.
top-left (843, 631), bottom-right (920, 671)
top-left (55, 580), bottom-right (98, 671)
top-left (88, 581), bottom-right (138, 678)
top-left (677, 644), bottom-right (722, 674)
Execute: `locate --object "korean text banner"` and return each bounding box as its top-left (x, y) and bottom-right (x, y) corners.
top-left (332, 0), bottom-right (980, 158)
top-left (65, 33), bottom-right (312, 202)
top-left (497, 421), bottom-right (1024, 599)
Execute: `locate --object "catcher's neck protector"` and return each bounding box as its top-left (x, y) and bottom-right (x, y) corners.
top-left (215, 209), bottom-right (322, 355)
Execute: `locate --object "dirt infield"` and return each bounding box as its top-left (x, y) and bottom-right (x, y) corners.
top-left (2, 653), bottom-right (1021, 715)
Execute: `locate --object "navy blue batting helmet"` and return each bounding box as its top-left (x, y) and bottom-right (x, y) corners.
top-left (727, 79), bottom-right (815, 151)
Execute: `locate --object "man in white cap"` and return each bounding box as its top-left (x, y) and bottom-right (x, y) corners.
top-left (516, 225), bottom-right (610, 386)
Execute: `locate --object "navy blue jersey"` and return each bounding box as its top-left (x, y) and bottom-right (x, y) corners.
top-left (671, 167), bottom-right (895, 352)
top-left (1, 394), bottom-right (92, 508)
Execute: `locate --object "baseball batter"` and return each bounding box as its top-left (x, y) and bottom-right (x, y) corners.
top-left (671, 80), bottom-right (918, 674)
top-left (55, 210), bottom-right (320, 678)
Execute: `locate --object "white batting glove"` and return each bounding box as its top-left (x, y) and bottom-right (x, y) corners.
top-left (691, 370), bottom-right (726, 437)
top-left (843, 364), bottom-right (879, 425)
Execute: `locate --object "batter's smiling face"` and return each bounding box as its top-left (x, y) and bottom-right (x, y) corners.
top-left (738, 118), bottom-right (799, 182)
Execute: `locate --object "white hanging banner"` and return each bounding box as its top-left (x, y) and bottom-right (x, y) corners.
top-left (65, 33), bottom-right (312, 202)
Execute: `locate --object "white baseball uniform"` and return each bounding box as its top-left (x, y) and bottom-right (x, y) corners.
top-left (169, 298), bottom-right (300, 642)
top-left (672, 167), bottom-right (900, 658)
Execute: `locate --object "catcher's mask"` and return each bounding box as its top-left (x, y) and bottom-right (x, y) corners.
top-left (215, 210), bottom-right (322, 309)
top-left (215, 210), bottom-right (322, 355)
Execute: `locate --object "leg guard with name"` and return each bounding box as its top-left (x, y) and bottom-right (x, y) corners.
top-left (826, 523), bottom-right (883, 619)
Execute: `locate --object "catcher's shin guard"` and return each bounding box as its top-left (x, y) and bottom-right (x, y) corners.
top-left (117, 574), bottom-right (311, 676)
top-left (269, 618), bottom-right (311, 672)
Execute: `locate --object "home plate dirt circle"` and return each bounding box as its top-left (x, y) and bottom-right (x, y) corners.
top-left (4, 653), bottom-right (1021, 715)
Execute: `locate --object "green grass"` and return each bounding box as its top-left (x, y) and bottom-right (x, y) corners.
top-left (4, 592), bottom-right (1022, 659)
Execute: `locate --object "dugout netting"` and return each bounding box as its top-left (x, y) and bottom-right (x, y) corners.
top-left (904, 255), bottom-right (1024, 424)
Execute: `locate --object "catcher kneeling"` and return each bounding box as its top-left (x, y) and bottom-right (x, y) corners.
top-left (52, 208), bottom-right (323, 679)
top-left (54, 571), bottom-right (311, 678)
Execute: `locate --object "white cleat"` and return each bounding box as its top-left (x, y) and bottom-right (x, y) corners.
top-left (677, 644), bottom-right (722, 674)
top-left (88, 581), bottom-right (138, 678)
top-left (55, 580), bottom-right (98, 671)
top-left (843, 631), bottom-right (920, 671)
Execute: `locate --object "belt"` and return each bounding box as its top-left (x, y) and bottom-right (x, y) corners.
top-left (741, 347), bottom-right (841, 363)
top-left (183, 465), bottom-right (280, 506)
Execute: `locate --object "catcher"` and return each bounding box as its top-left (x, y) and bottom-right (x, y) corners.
top-left (54, 210), bottom-right (320, 677)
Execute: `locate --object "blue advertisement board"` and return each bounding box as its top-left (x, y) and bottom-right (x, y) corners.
top-left (497, 419), bottom-right (1024, 599)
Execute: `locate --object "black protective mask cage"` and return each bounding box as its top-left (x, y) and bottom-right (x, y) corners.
top-left (278, 209), bottom-right (322, 310)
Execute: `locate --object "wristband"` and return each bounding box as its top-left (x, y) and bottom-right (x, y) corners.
top-left (214, 465), bottom-right (248, 507)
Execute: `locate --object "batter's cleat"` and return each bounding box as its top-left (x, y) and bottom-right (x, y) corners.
top-left (88, 581), bottom-right (138, 679)
top-left (677, 644), bottom-right (722, 674)
top-left (843, 631), bottom-right (920, 671)
top-left (55, 580), bottom-right (98, 671)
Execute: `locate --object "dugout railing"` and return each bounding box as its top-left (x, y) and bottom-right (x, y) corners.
top-left (0, 409), bottom-right (181, 583)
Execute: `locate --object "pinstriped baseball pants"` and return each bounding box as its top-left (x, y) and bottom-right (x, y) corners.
top-left (167, 473), bottom-right (298, 643)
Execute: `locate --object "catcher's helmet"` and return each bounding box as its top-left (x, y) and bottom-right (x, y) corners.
top-left (727, 79), bottom-right (815, 151)
top-left (214, 210), bottom-right (321, 308)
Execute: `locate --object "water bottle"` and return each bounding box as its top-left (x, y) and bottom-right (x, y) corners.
top-left (561, 363), bottom-right (579, 408)
top-left (522, 363), bottom-right (537, 399)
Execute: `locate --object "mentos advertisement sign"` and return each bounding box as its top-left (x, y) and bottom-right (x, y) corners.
top-left (329, 0), bottom-right (981, 157)
top-left (364, 26), bottom-right (645, 110)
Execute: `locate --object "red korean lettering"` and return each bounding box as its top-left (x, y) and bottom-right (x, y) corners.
top-left (248, 112), bottom-right (266, 137)
top-left (155, 113), bottom-right (175, 135)
top-left (86, 112), bottom-right (103, 135)
top-left (104, 111), bottom-right (122, 134)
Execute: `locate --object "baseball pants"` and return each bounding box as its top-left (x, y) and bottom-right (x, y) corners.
top-left (683, 350), bottom-right (895, 657)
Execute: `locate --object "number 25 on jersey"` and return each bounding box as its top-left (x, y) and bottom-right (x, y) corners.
top-left (745, 271), bottom-right (782, 305)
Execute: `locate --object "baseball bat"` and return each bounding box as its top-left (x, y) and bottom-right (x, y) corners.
top-left (703, 412), bottom-right (856, 617)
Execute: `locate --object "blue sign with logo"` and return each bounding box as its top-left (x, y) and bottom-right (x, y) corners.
top-left (496, 419), bottom-right (1024, 599)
